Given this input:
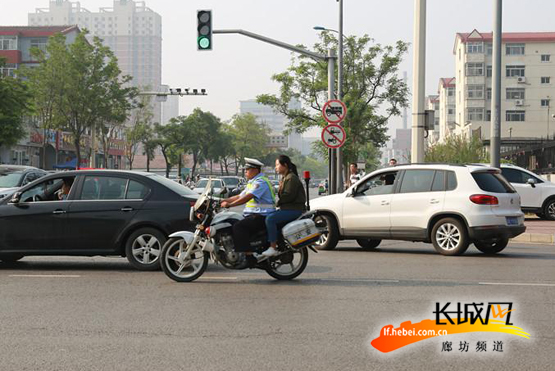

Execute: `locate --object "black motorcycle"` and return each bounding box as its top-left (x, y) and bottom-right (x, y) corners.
top-left (160, 180), bottom-right (322, 282)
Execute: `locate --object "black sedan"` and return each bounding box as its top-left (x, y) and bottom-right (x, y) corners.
top-left (0, 170), bottom-right (198, 270)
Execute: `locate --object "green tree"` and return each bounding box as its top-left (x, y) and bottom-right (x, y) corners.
top-left (153, 122), bottom-right (181, 177)
top-left (0, 58), bottom-right (31, 152)
top-left (28, 31), bottom-right (135, 169)
top-left (425, 134), bottom-right (488, 164)
top-left (124, 94), bottom-right (154, 170)
top-left (257, 32), bottom-right (408, 172)
top-left (229, 113), bottom-right (270, 174)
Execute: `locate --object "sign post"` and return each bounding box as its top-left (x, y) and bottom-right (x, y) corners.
top-left (322, 99), bottom-right (347, 194)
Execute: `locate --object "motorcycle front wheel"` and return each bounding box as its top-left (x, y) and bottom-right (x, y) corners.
top-left (265, 247), bottom-right (309, 281)
top-left (160, 237), bottom-right (209, 282)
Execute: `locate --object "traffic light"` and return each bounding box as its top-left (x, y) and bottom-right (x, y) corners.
top-left (197, 10), bottom-right (212, 51)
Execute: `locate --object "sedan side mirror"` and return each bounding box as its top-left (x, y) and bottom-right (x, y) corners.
top-left (220, 187), bottom-right (228, 197)
top-left (9, 192), bottom-right (21, 204)
top-left (527, 178), bottom-right (537, 188)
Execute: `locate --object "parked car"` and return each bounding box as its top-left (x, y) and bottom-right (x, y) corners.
top-left (498, 164), bottom-right (555, 220)
top-left (0, 170), bottom-right (198, 270)
top-left (0, 165), bottom-right (47, 200)
top-left (221, 176), bottom-right (244, 196)
top-left (193, 178), bottom-right (228, 197)
top-left (310, 164), bottom-right (525, 256)
top-left (318, 180), bottom-right (328, 196)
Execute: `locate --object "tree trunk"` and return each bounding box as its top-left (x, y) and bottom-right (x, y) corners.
top-left (146, 150), bottom-right (150, 172)
top-left (178, 154), bottom-right (182, 179)
top-left (234, 158), bottom-right (238, 176)
top-left (191, 152), bottom-right (198, 178)
top-left (74, 138), bottom-right (81, 170)
top-left (210, 159), bottom-right (213, 174)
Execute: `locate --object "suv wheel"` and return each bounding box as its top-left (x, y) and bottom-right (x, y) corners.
top-left (314, 214), bottom-right (339, 250)
top-left (474, 238), bottom-right (509, 255)
top-left (431, 218), bottom-right (470, 256)
top-left (543, 199), bottom-right (555, 221)
top-left (356, 238), bottom-right (381, 250)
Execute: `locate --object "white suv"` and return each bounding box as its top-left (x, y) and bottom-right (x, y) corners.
top-left (499, 164), bottom-right (555, 220)
top-left (311, 164), bottom-right (526, 256)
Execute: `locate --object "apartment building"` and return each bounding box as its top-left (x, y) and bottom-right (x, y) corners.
top-left (28, 0), bottom-right (162, 124)
top-left (454, 30), bottom-right (555, 139)
top-left (437, 78), bottom-right (456, 142)
top-left (426, 95), bottom-right (440, 144)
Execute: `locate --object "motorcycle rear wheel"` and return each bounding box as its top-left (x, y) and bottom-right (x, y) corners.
top-left (265, 247), bottom-right (309, 280)
top-left (160, 237), bottom-right (209, 282)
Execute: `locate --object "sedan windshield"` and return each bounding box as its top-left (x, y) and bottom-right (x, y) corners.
top-left (222, 178), bottom-right (239, 187)
top-left (0, 171), bottom-right (23, 188)
top-left (148, 174), bottom-right (198, 197)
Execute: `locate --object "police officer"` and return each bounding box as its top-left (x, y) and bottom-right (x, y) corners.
top-left (220, 158), bottom-right (276, 252)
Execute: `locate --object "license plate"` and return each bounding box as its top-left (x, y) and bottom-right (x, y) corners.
top-left (506, 217), bottom-right (518, 226)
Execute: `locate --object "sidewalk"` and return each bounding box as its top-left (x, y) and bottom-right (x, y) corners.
top-left (511, 217), bottom-right (555, 245)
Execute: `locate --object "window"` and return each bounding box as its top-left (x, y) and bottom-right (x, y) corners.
top-left (0, 36), bottom-right (17, 50)
top-left (447, 87), bottom-right (455, 97)
top-left (431, 171), bottom-right (445, 192)
top-left (467, 85), bottom-right (484, 99)
top-left (355, 171), bottom-right (398, 196)
top-left (541, 54), bottom-right (551, 62)
top-left (472, 172), bottom-right (515, 193)
top-left (506, 110), bottom-right (525, 122)
top-left (467, 42), bottom-right (483, 54)
top-left (486, 43), bottom-right (493, 55)
top-left (30, 38), bottom-right (47, 53)
top-left (506, 65), bottom-right (525, 77)
top-left (447, 171), bottom-right (458, 191)
top-left (541, 99), bottom-right (550, 107)
top-left (486, 88), bottom-right (492, 100)
top-left (541, 77), bottom-right (551, 84)
top-left (467, 108), bottom-right (484, 121)
top-left (501, 168), bottom-right (542, 184)
top-left (486, 110), bottom-right (492, 121)
top-left (506, 43), bottom-right (525, 55)
top-left (80, 176), bottom-right (127, 200)
top-left (466, 62), bottom-right (484, 76)
top-left (486, 65), bottom-right (492, 77)
top-left (448, 108), bottom-right (455, 115)
top-left (0, 63), bottom-right (16, 77)
top-left (399, 170), bottom-right (435, 193)
top-left (506, 88), bottom-right (525, 100)
top-left (126, 180), bottom-right (150, 199)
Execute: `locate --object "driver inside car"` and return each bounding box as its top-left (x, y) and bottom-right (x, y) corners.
top-left (56, 178), bottom-right (74, 200)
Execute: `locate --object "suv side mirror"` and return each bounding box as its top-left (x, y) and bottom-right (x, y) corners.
top-left (9, 192), bottom-right (21, 204)
top-left (527, 178), bottom-right (537, 188)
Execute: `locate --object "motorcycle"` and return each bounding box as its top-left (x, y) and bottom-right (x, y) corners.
top-left (160, 179), bottom-right (323, 282)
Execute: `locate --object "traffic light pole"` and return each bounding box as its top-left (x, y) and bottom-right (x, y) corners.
top-left (213, 29), bottom-right (339, 193)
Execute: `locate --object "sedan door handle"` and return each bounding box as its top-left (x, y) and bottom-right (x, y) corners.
top-left (52, 209), bottom-right (66, 215)
top-left (121, 207), bottom-right (134, 212)
top-left (381, 201), bottom-right (390, 206)
top-left (430, 199), bottom-right (440, 204)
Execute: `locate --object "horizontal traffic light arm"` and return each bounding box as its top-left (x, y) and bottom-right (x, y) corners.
top-left (138, 90), bottom-right (207, 97)
top-left (213, 29), bottom-right (330, 62)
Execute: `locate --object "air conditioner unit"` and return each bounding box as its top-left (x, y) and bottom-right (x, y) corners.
top-left (515, 99), bottom-right (524, 106)
top-left (517, 76), bottom-right (526, 83)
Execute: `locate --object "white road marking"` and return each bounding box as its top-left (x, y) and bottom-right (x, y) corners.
top-left (479, 282), bottom-right (555, 287)
top-left (9, 274), bottom-right (81, 278)
top-left (319, 278), bottom-right (400, 283)
top-left (197, 276), bottom-right (238, 281)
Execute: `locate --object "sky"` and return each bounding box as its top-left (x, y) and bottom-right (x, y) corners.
top-left (3, 0), bottom-right (555, 139)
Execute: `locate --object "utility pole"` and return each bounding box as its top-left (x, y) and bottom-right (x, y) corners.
top-left (328, 48), bottom-right (337, 195)
top-left (336, 0), bottom-right (344, 193)
top-left (490, 0), bottom-right (502, 168)
top-left (411, 0), bottom-right (426, 163)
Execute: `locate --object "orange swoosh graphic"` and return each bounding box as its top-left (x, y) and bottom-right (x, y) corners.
top-left (371, 319), bottom-right (530, 353)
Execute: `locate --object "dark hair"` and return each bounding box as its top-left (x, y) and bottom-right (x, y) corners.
top-left (350, 162), bottom-right (358, 167)
top-left (277, 155), bottom-right (298, 176)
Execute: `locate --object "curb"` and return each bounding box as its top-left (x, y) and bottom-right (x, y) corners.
top-left (511, 233), bottom-right (555, 245)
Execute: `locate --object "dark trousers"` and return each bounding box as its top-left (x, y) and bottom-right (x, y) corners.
top-left (232, 214), bottom-right (267, 252)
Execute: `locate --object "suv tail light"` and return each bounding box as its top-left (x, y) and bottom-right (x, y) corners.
top-left (469, 194), bottom-right (499, 205)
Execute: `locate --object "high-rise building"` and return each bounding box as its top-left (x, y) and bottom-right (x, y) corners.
top-left (239, 99), bottom-right (304, 152)
top-left (426, 95), bottom-right (440, 144)
top-left (28, 0), bottom-right (162, 123)
top-left (437, 78), bottom-right (456, 142)
top-left (454, 30), bottom-right (555, 139)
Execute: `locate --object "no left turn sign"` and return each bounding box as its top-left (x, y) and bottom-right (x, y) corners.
top-left (322, 99), bottom-right (347, 124)
top-left (321, 124), bottom-right (346, 149)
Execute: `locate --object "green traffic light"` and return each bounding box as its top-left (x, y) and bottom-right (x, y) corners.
top-left (198, 37), bottom-right (210, 49)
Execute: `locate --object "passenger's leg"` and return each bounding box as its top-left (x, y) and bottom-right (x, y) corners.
top-left (232, 214), bottom-right (266, 252)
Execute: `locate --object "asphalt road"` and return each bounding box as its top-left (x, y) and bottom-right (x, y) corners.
top-left (1, 240), bottom-right (554, 371)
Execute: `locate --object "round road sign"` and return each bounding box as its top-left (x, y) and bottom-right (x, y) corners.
top-left (322, 99), bottom-right (347, 124)
top-left (321, 124), bottom-right (346, 149)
